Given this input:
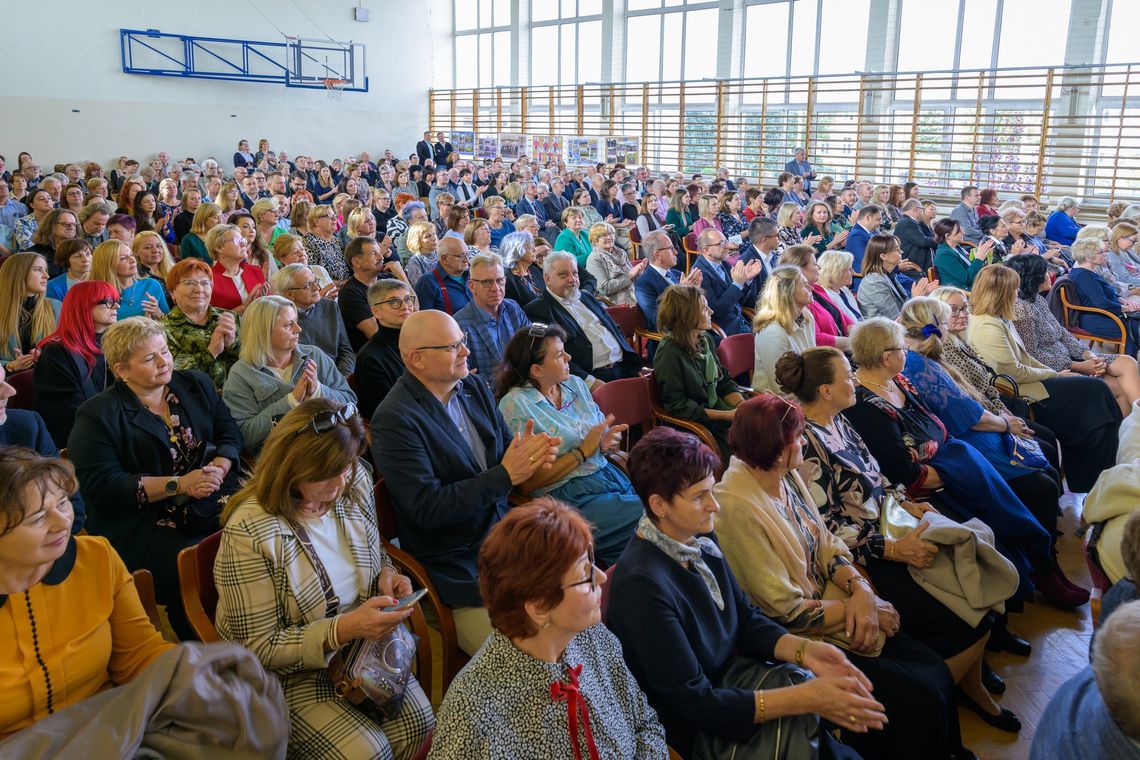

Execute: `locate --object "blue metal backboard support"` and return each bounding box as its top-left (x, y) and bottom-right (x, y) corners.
top-left (119, 28), bottom-right (368, 92)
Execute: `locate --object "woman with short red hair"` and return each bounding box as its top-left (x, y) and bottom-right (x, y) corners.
top-left (430, 498), bottom-right (668, 759)
top-left (33, 280), bottom-right (120, 448)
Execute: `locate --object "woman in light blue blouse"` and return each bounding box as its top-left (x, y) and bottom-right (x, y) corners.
top-left (496, 323), bottom-right (642, 565)
top-left (90, 239), bottom-right (168, 320)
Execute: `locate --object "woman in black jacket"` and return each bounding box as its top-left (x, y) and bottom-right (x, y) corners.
top-left (33, 280), bottom-right (119, 448)
top-left (68, 316), bottom-right (241, 639)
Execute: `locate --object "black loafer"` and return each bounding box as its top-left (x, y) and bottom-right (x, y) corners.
top-left (960, 695), bottom-right (1022, 733)
top-left (986, 626), bottom-right (1032, 657)
top-left (981, 660), bottom-right (1006, 695)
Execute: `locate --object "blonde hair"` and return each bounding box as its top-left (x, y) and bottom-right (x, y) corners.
top-left (406, 221), bottom-right (437, 254)
top-left (850, 317), bottom-right (905, 369)
top-left (217, 182), bottom-right (242, 213)
top-left (90, 239), bottom-right (133, 289)
top-left (817, 250), bottom-right (854, 289)
top-left (0, 253), bottom-right (56, 352)
top-left (753, 265), bottom-right (806, 334)
top-left (777, 202), bottom-right (801, 228)
top-left (777, 243), bottom-right (816, 269)
top-left (898, 297), bottom-right (951, 359)
top-left (969, 265), bottom-right (1018, 320)
top-left (587, 222), bottom-right (616, 246)
top-left (697, 194), bottom-right (717, 220)
top-left (131, 231), bottom-right (176, 280)
top-left (239, 295), bottom-right (295, 366)
top-left (346, 207), bottom-right (375, 238)
top-left (1077, 224), bottom-right (1110, 244)
top-left (1111, 222), bottom-right (1139, 253)
top-left (191, 202), bottom-right (222, 236)
top-left (103, 316), bottom-right (166, 370)
top-left (221, 398), bottom-right (368, 526)
top-left (272, 233), bottom-right (303, 263)
top-left (250, 198), bottom-right (276, 220)
top-left (206, 224), bottom-right (241, 260)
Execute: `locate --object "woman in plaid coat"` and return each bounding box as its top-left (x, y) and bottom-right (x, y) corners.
top-left (214, 398), bottom-right (434, 759)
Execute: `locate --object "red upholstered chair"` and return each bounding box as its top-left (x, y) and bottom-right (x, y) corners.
top-left (716, 332), bottom-right (755, 390)
top-left (6, 369), bottom-right (34, 410)
top-left (645, 371), bottom-right (724, 477)
top-left (592, 375), bottom-right (656, 456)
top-left (177, 530), bottom-right (222, 642)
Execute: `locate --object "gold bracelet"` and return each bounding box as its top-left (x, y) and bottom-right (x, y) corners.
top-left (794, 639), bottom-right (808, 667)
top-left (885, 539), bottom-right (895, 561)
top-left (758, 689), bottom-right (766, 724)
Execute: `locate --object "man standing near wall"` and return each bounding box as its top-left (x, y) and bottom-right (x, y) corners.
top-left (784, 148), bottom-right (816, 194)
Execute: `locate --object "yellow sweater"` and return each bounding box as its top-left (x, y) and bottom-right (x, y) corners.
top-left (0, 536), bottom-right (174, 739)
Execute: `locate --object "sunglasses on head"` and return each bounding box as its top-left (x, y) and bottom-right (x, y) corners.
top-left (299, 402), bottom-right (358, 435)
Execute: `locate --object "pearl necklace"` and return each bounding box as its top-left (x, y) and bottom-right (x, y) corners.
top-left (856, 373), bottom-right (897, 395)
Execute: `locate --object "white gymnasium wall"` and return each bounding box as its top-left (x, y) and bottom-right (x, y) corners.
top-left (0, 0), bottom-right (433, 172)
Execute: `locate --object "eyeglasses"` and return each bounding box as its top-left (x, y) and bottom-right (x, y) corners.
top-left (300, 402), bottom-right (359, 435)
top-left (950, 304), bottom-right (970, 315)
top-left (415, 333), bottom-right (468, 352)
top-left (179, 279), bottom-right (213, 290)
top-left (470, 276), bottom-right (506, 289)
top-left (883, 346), bottom-right (907, 354)
top-left (778, 395), bottom-right (798, 422)
top-left (374, 295), bottom-right (418, 309)
top-left (284, 281), bottom-right (320, 292)
top-left (95, 298), bottom-right (121, 308)
top-left (561, 547), bottom-right (599, 592)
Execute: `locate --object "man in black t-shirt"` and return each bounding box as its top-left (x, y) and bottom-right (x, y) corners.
top-left (338, 235), bottom-right (407, 352)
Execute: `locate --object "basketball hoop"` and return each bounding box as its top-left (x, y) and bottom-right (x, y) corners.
top-left (323, 78), bottom-right (346, 101)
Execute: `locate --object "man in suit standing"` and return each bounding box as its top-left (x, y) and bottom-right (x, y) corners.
top-left (783, 147), bottom-right (816, 195)
top-left (524, 251), bottom-right (643, 387)
top-left (372, 310), bottom-right (558, 655)
top-left (433, 131), bottom-right (454, 167)
top-left (693, 229), bottom-right (763, 336)
top-left (415, 131), bottom-right (434, 166)
top-left (896, 199), bottom-right (939, 271)
top-left (635, 231), bottom-right (702, 332)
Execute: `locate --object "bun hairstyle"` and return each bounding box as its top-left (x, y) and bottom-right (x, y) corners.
top-left (774, 347), bottom-right (844, 403)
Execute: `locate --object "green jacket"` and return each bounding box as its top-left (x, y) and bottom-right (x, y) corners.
top-left (651, 333), bottom-right (738, 424)
top-left (160, 306), bottom-right (241, 391)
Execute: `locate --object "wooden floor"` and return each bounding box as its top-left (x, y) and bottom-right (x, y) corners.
top-left (960, 490), bottom-right (1093, 760)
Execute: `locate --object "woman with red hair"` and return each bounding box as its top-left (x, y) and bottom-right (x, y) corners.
top-left (976, 188), bottom-right (999, 218)
top-left (33, 280), bottom-right (120, 447)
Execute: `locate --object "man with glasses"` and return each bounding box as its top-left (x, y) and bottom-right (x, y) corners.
top-left (454, 253), bottom-right (530, 387)
top-left (524, 251), bottom-right (642, 387)
top-left (355, 280), bottom-right (417, 418)
top-left (635, 230), bottom-right (702, 333)
top-left (693, 228), bottom-right (763, 336)
top-left (339, 235), bottom-right (406, 352)
top-left (414, 236), bottom-right (472, 316)
top-left (372, 309), bottom-right (559, 656)
top-left (275, 263), bottom-right (354, 376)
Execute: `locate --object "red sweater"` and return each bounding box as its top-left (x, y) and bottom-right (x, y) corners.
top-left (210, 261), bottom-right (266, 310)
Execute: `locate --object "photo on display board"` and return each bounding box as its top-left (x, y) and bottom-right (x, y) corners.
top-left (606, 136), bottom-right (640, 165)
top-left (451, 130), bottom-right (475, 156)
top-left (530, 135), bottom-right (563, 164)
top-left (498, 134), bottom-right (527, 160)
top-left (567, 136), bottom-right (601, 165)
top-left (475, 135), bottom-right (499, 161)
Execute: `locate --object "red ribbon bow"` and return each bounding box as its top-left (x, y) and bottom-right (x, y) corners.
top-left (550, 663), bottom-right (600, 760)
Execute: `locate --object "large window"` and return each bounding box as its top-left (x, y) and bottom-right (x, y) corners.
top-left (454, 0), bottom-right (511, 89)
top-left (626, 1), bottom-right (719, 83)
top-left (531, 0), bottom-right (603, 87)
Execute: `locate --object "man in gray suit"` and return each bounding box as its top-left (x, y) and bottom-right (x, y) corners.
top-left (783, 147), bottom-right (816, 194)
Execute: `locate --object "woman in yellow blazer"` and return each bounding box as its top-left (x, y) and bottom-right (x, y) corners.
top-left (964, 265), bottom-right (1121, 491)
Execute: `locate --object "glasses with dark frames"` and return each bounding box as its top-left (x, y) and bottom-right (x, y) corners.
top-left (560, 547), bottom-right (599, 592)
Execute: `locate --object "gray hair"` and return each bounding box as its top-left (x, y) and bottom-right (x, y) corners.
top-left (542, 249), bottom-right (577, 275)
top-left (1056, 196), bottom-right (1081, 212)
top-left (367, 278), bottom-right (410, 307)
top-left (469, 251), bottom-right (504, 275)
top-left (272, 263), bottom-right (310, 294)
top-left (901, 199), bottom-right (923, 213)
top-left (1122, 204), bottom-right (1140, 221)
top-left (537, 182), bottom-right (550, 193)
top-left (500, 231), bottom-right (535, 268)
top-left (1070, 238), bottom-right (1103, 263)
top-left (202, 159), bottom-right (219, 170)
top-left (400, 201), bottom-right (426, 222)
top-left (641, 230), bottom-right (671, 258)
top-left (79, 199), bottom-right (115, 223)
top-left (1093, 600), bottom-right (1140, 740)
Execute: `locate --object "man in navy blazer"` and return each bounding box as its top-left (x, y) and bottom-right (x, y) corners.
top-left (0, 366), bottom-right (85, 531)
top-left (896, 200), bottom-right (938, 271)
top-left (634, 231), bottom-right (701, 332)
top-left (693, 229), bottom-right (763, 336)
top-left (844, 205), bottom-right (883, 278)
top-left (524, 251), bottom-right (643, 386)
top-left (371, 310), bottom-right (558, 655)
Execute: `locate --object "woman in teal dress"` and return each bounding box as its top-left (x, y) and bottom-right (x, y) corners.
top-left (553, 208), bottom-right (593, 268)
top-left (933, 218), bottom-right (992, 289)
top-left (497, 322), bottom-right (642, 565)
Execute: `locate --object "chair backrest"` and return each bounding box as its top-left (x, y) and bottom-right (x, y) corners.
top-left (373, 478), bottom-right (400, 541)
top-left (1048, 276), bottom-right (1076, 328)
top-left (629, 225), bottom-right (642, 244)
top-left (592, 375), bottom-right (655, 433)
top-left (716, 333), bottom-right (755, 381)
top-left (7, 370), bottom-right (34, 411)
top-left (177, 530), bottom-right (223, 642)
top-left (131, 568), bottom-right (165, 637)
top-left (599, 564), bottom-right (618, 623)
top-left (606, 304), bottom-right (642, 347)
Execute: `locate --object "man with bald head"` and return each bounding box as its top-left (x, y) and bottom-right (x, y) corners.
top-left (372, 309), bottom-right (559, 655)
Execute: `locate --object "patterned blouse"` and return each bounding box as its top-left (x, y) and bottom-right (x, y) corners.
top-left (161, 306), bottom-right (241, 391)
top-left (135, 390), bottom-right (199, 525)
top-left (716, 211), bottom-right (748, 240)
top-left (800, 415), bottom-right (890, 563)
top-left (430, 626), bottom-right (667, 759)
top-left (1012, 293), bottom-right (1115, 372)
top-left (303, 233), bottom-right (349, 281)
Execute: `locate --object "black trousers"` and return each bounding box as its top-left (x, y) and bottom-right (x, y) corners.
top-left (1030, 376), bottom-right (1121, 492)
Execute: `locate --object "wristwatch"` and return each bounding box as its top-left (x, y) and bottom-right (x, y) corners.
top-left (164, 476), bottom-right (180, 497)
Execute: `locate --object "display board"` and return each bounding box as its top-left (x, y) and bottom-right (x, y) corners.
top-left (530, 135), bottom-right (564, 164)
top-left (498, 134), bottom-right (527, 161)
top-left (475, 135), bottom-right (499, 161)
top-left (567, 136), bottom-right (601, 165)
top-left (605, 136), bottom-right (640, 165)
top-left (450, 130), bottom-right (475, 156)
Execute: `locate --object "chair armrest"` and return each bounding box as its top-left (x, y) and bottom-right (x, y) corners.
top-left (992, 373), bottom-right (1020, 398)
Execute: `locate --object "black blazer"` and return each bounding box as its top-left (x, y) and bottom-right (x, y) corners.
top-left (896, 215), bottom-right (938, 271)
top-left (0, 408), bottom-right (85, 531)
top-left (416, 140), bottom-right (434, 164)
top-left (504, 264), bottom-right (546, 308)
top-left (523, 291), bottom-right (641, 380)
top-left (543, 193), bottom-right (569, 228)
top-left (433, 141), bottom-right (454, 166)
top-left (634, 265), bottom-right (681, 332)
top-left (33, 341), bottom-right (110, 449)
top-left (68, 370), bottom-right (242, 560)
top-left (371, 373), bottom-right (512, 607)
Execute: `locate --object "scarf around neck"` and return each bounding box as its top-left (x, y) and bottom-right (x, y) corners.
top-left (635, 514), bottom-right (724, 610)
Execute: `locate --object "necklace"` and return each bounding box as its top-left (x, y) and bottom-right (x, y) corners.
top-left (856, 373), bottom-right (898, 395)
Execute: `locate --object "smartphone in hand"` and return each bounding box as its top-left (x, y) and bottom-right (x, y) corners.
top-left (383, 588), bottom-right (428, 612)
